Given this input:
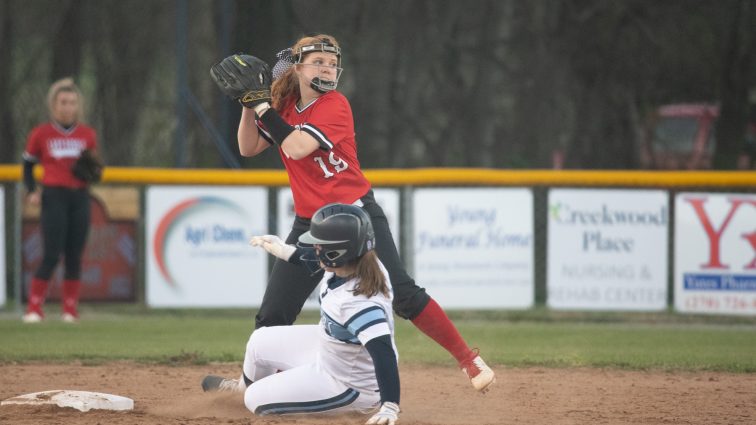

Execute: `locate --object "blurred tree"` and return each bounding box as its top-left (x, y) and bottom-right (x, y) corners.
top-left (557, 1), bottom-right (660, 168)
top-left (221, 0), bottom-right (297, 169)
top-left (0, 0), bottom-right (14, 164)
top-left (88, 0), bottom-right (171, 166)
top-left (713, 0), bottom-right (754, 169)
top-left (511, 0), bottom-right (569, 168)
top-left (51, 0), bottom-right (84, 81)
top-left (0, 0), bottom-right (752, 170)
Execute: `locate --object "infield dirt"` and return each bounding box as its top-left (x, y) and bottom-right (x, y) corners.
top-left (0, 363), bottom-right (754, 425)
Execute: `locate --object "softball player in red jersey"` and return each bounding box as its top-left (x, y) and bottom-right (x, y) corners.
top-left (21, 78), bottom-right (97, 324)
top-left (204, 204), bottom-right (401, 424)
top-left (235, 34), bottom-right (494, 392)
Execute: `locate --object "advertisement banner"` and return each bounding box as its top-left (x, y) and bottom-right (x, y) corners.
top-left (674, 193), bottom-right (756, 315)
top-left (547, 189), bottom-right (668, 311)
top-left (22, 191), bottom-right (137, 302)
top-left (146, 186), bottom-right (268, 307)
top-left (0, 187), bottom-right (5, 306)
top-left (412, 188), bottom-right (534, 309)
top-left (276, 188), bottom-right (400, 309)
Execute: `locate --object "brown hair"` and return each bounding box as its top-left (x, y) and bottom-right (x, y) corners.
top-left (351, 251), bottom-right (389, 298)
top-left (46, 77), bottom-right (84, 122)
top-left (270, 34), bottom-right (339, 110)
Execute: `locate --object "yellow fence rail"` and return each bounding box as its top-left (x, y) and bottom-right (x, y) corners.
top-left (0, 165), bottom-right (755, 187)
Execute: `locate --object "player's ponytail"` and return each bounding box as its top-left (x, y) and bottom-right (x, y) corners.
top-left (271, 67), bottom-right (298, 111)
top-left (352, 251), bottom-right (389, 298)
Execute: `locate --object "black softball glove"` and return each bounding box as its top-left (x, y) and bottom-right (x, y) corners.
top-left (72, 149), bottom-right (104, 183)
top-left (210, 54), bottom-right (272, 108)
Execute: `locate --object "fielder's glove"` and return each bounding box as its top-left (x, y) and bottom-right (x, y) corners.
top-left (249, 235), bottom-right (295, 261)
top-left (210, 54), bottom-right (272, 109)
top-left (71, 149), bottom-right (104, 183)
top-left (366, 402), bottom-right (400, 425)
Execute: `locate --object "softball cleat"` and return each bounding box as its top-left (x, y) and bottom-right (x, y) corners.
top-left (22, 311), bottom-right (43, 324)
top-left (61, 312), bottom-right (79, 323)
top-left (201, 375), bottom-right (244, 393)
top-left (460, 349), bottom-right (496, 393)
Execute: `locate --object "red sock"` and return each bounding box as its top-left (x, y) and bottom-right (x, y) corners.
top-left (26, 277), bottom-right (49, 315)
top-left (411, 298), bottom-right (474, 365)
top-left (62, 279), bottom-right (81, 316)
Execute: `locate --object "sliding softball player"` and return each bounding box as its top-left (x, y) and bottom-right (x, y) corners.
top-left (203, 203), bottom-right (401, 424)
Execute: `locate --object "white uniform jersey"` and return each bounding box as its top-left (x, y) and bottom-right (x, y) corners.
top-left (316, 260), bottom-right (396, 395)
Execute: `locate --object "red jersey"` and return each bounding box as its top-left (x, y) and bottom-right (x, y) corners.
top-left (266, 91), bottom-right (371, 218)
top-left (23, 121), bottom-right (98, 189)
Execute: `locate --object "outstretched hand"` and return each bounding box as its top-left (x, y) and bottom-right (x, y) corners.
top-left (366, 402), bottom-right (400, 425)
top-left (249, 235), bottom-right (295, 261)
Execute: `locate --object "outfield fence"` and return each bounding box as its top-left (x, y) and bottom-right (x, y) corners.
top-left (2, 165), bottom-right (755, 315)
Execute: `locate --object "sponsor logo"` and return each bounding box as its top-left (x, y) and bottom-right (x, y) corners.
top-left (684, 273), bottom-right (756, 291)
top-left (153, 197), bottom-right (250, 286)
top-left (550, 202), bottom-right (667, 226)
top-left (684, 197), bottom-right (756, 270)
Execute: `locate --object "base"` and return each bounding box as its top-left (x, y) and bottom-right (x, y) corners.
top-left (1, 390), bottom-right (134, 412)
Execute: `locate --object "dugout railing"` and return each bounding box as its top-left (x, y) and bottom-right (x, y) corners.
top-left (1, 165), bottom-right (755, 313)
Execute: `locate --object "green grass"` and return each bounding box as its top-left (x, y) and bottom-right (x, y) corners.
top-left (1, 305), bottom-right (755, 372)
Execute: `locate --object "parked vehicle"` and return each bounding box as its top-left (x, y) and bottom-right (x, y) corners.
top-left (640, 103), bottom-right (756, 170)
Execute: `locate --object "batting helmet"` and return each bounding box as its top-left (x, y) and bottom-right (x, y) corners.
top-left (298, 203), bottom-right (375, 268)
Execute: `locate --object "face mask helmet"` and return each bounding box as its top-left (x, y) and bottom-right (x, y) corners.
top-left (293, 38), bottom-right (343, 93)
top-left (298, 203), bottom-right (375, 268)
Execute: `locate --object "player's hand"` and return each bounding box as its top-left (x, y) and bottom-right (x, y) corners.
top-left (366, 402), bottom-right (399, 425)
top-left (249, 235), bottom-right (295, 261)
top-left (26, 191), bottom-right (41, 206)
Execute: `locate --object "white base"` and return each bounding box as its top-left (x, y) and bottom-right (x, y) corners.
top-left (1, 390), bottom-right (134, 412)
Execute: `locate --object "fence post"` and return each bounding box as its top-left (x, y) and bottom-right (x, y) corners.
top-left (14, 182), bottom-right (22, 314)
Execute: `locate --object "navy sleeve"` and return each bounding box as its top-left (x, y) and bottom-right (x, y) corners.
top-left (287, 247), bottom-right (323, 275)
top-left (23, 159), bottom-right (36, 193)
top-left (365, 334), bottom-right (400, 404)
top-left (287, 247), bottom-right (312, 266)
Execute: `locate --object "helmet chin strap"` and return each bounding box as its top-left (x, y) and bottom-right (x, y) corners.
top-left (310, 77), bottom-right (337, 93)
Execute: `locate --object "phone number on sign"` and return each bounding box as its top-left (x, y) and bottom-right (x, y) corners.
top-left (683, 295), bottom-right (756, 312)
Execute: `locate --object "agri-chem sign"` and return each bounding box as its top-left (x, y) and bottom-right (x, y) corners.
top-left (145, 186), bottom-right (268, 307)
top-left (547, 189), bottom-right (669, 311)
top-left (675, 193), bottom-right (756, 315)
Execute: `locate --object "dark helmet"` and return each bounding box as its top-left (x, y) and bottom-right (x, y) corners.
top-left (298, 203), bottom-right (375, 268)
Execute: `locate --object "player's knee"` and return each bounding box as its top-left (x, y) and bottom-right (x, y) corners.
top-left (244, 383), bottom-right (280, 415)
top-left (245, 328), bottom-right (262, 355)
top-left (243, 385), bottom-right (262, 414)
top-left (392, 286), bottom-right (430, 320)
top-left (246, 326), bottom-right (274, 359)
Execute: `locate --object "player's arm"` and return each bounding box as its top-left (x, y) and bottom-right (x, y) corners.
top-left (253, 104), bottom-right (321, 160)
top-left (210, 54), bottom-right (274, 157)
top-left (22, 154), bottom-right (37, 194)
top-left (356, 306), bottom-right (400, 425)
top-left (249, 235), bottom-right (324, 274)
top-left (22, 129), bottom-right (42, 205)
top-left (237, 107), bottom-right (272, 157)
top-left (352, 307), bottom-right (400, 425)
top-left (365, 335), bottom-right (400, 404)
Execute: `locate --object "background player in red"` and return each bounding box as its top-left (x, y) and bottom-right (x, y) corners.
top-left (213, 34), bottom-right (494, 392)
top-left (21, 77), bottom-right (99, 323)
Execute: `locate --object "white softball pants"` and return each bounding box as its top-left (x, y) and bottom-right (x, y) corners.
top-left (242, 325), bottom-right (379, 416)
